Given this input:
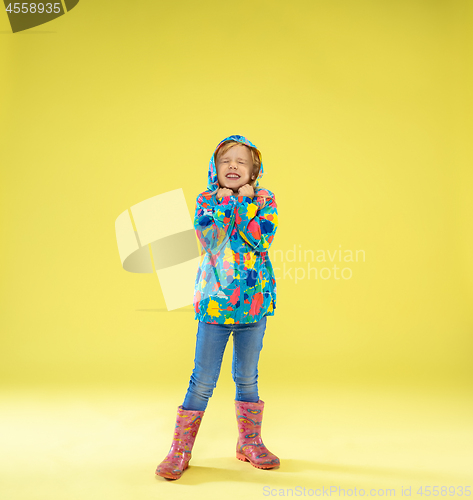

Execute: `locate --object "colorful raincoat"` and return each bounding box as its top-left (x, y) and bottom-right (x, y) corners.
top-left (193, 135), bottom-right (279, 324)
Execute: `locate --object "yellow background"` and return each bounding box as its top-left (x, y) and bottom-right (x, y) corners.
top-left (1, 1), bottom-right (472, 499)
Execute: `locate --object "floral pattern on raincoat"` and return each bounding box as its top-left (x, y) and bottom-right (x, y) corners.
top-left (193, 135), bottom-right (278, 324)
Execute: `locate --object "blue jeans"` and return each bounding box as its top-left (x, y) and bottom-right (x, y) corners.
top-left (182, 316), bottom-right (267, 411)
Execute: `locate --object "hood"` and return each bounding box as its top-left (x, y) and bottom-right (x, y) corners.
top-left (206, 134), bottom-right (264, 192)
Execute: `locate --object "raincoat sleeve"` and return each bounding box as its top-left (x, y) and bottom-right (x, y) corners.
top-left (235, 194), bottom-right (278, 251)
top-left (194, 193), bottom-right (236, 255)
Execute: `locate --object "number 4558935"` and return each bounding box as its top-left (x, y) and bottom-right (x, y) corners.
top-left (417, 486), bottom-right (471, 496)
top-left (6, 3), bottom-right (62, 14)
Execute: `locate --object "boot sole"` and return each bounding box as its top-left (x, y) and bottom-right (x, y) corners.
top-left (155, 462), bottom-right (188, 479)
top-left (236, 452), bottom-right (279, 469)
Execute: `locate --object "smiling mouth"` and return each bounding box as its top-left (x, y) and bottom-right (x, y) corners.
top-left (226, 173), bottom-right (240, 179)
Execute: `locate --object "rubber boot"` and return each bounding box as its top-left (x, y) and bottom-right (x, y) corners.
top-left (155, 405), bottom-right (204, 479)
top-left (235, 399), bottom-right (280, 469)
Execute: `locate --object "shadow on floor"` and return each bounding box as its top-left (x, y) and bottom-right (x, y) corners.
top-left (154, 457), bottom-right (466, 485)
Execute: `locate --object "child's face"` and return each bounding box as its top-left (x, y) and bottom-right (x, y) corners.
top-left (216, 144), bottom-right (254, 194)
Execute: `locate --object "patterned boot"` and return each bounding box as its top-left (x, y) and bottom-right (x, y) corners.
top-left (235, 399), bottom-right (280, 469)
top-left (155, 405), bottom-right (204, 479)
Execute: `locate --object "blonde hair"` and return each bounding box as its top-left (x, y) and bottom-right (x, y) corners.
top-left (210, 140), bottom-right (272, 206)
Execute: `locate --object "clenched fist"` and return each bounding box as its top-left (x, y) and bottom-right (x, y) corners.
top-left (238, 184), bottom-right (255, 199)
top-left (217, 187), bottom-right (233, 200)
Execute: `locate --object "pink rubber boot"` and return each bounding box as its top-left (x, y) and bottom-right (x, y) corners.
top-left (155, 405), bottom-right (204, 480)
top-left (235, 399), bottom-right (280, 469)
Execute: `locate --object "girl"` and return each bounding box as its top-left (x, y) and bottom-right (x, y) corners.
top-left (155, 134), bottom-right (279, 480)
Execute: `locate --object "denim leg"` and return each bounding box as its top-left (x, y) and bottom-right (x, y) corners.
top-left (182, 321), bottom-right (232, 411)
top-left (232, 316), bottom-right (267, 402)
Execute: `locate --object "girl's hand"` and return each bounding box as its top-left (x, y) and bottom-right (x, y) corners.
top-left (238, 184), bottom-right (255, 199)
top-left (217, 187), bottom-right (233, 200)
